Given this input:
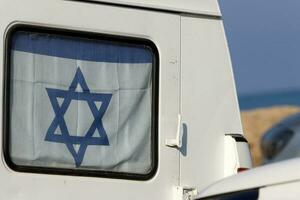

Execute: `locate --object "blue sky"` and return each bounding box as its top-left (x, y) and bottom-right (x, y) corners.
top-left (219, 0), bottom-right (300, 97)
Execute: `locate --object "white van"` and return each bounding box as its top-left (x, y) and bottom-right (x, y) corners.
top-left (0, 0), bottom-right (251, 199)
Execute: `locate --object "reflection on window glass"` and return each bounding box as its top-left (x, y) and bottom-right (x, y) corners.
top-left (7, 29), bottom-right (157, 177)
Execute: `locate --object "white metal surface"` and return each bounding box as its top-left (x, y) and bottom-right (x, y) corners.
top-left (224, 136), bottom-right (252, 176)
top-left (180, 16), bottom-right (243, 192)
top-left (0, 0), bottom-right (247, 199)
top-left (0, 0), bottom-right (181, 199)
top-left (224, 136), bottom-right (239, 177)
top-left (165, 114), bottom-right (183, 148)
top-left (236, 141), bottom-right (253, 168)
top-left (259, 180), bottom-right (300, 200)
top-left (198, 158), bottom-right (300, 198)
top-left (88, 0), bottom-right (221, 16)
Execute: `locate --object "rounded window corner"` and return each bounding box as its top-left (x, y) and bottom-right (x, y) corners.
top-left (3, 24), bottom-right (159, 181)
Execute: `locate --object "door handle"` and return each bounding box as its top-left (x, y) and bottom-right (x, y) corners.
top-left (165, 114), bottom-right (183, 148)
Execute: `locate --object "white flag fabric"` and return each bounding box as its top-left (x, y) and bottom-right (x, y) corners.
top-left (9, 31), bottom-right (153, 174)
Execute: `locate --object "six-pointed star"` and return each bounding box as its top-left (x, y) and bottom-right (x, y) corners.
top-left (45, 67), bottom-right (112, 167)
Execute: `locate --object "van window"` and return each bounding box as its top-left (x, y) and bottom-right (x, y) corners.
top-left (4, 26), bottom-right (158, 179)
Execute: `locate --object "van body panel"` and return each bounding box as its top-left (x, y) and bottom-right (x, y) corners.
top-left (83, 0), bottom-right (221, 16)
top-left (0, 1), bottom-right (248, 199)
top-left (180, 16), bottom-right (243, 191)
top-left (0, 1), bottom-right (180, 199)
top-left (198, 158), bottom-right (300, 199)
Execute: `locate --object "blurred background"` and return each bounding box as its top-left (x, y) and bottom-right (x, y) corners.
top-left (219, 0), bottom-right (300, 166)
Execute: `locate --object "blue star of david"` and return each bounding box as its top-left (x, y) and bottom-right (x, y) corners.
top-left (45, 67), bottom-right (112, 167)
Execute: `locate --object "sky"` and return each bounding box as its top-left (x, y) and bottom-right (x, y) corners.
top-left (218, 0), bottom-right (300, 97)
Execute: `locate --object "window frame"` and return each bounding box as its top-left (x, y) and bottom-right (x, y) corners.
top-left (3, 24), bottom-right (159, 181)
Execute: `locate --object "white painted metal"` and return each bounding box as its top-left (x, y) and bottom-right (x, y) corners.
top-left (180, 16), bottom-right (243, 192)
top-left (259, 180), bottom-right (300, 200)
top-left (0, 0), bottom-right (247, 199)
top-left (0, 0), bottom-right (181, 199)
top-left (88, 0), bottom-right (221, 16)
top-left (198, 158), bottom-right (300, 198)
top-left (224, 136), bottom-right (239, 177)
top-left (165, 114), bottom-right (183, 148)
top-left (224, 136), bottom-right (252, 177)
top-left (236, 141), bottom-right (253, 168)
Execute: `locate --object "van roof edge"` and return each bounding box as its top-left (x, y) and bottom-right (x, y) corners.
top-left (76, 0), bottom-right (221, 17)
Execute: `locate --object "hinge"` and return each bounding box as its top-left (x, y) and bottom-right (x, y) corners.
top-left (174, 186), bottom-right (198, 200)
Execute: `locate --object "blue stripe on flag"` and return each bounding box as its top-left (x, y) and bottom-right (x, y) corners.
top-left (11, 32), bottom-right (152, 63)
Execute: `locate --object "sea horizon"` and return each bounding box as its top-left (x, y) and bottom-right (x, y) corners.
top-left (238, 90), bottom-right (300, 110)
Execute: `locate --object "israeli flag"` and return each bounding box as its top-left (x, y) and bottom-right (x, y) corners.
top-left (10, 31), bottom-right (153, 174)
